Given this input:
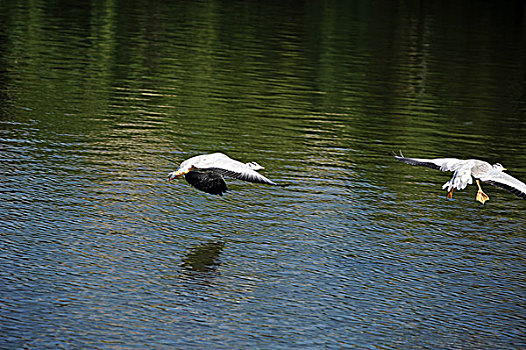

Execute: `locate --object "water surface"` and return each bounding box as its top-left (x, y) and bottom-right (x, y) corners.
top-left (1, 1), bottom-right (525, 349)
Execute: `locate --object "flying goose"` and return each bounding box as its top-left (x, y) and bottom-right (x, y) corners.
top-left (168, 153), bottom-right (286, 196)
top-left (394, 152), bottom-right (526, 204)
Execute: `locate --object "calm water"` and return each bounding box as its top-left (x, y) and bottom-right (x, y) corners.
top-left (1, 0), bottom-right (526, 349)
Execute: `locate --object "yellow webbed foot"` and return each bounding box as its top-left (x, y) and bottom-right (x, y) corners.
top-left (476, 190), bottom-right (489, 205)
top-left (446, 188), bottom-right (454, 199)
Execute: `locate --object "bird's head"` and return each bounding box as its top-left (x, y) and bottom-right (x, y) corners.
top-left (246, 162), bottom-right (264, 171)
top-left (493, 163), bottom-right (507, 171)
top-left (168, 164), bottom-right (195, 181)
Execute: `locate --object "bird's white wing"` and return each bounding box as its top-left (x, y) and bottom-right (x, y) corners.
top-left (193, 153), bottom-right (281, 186)
top-left (211, 165), bottom-right (279, 185)
top-left (479, 171), bottom-right (526, 200)
top-left (394, 155), bottom-right (465, 172)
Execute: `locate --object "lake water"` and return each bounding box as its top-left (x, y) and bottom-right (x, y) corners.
top-left (1, 0), bottom-right (525, 349)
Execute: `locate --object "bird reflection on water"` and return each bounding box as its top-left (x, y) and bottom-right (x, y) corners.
top-left (181, 240), bottom-right (226, 272)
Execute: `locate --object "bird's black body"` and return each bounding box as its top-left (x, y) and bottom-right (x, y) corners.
top-left (185, 171), bottom-right (228, 196)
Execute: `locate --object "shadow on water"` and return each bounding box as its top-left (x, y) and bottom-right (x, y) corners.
top-left (180, 240), bottom-right (225, 273)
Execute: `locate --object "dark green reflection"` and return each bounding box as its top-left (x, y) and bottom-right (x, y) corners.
top-left (181, 240), bottom-right (225, 272)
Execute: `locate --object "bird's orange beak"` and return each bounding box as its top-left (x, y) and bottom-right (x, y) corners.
top-left (168, 166), bottom-right (194, 181)
top-left (168, 169), bottom-right (185, 181)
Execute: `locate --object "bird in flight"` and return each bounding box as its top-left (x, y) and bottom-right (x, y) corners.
top-left (394, 152), bottom-right (526, 204)
top-left (168, 153), bottom-right (287, 196)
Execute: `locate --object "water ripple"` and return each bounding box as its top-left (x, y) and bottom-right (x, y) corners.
top-left (1, 0), bottom-right (525, 349)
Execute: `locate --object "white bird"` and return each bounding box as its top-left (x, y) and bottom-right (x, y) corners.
top-left (168, 153), bottom-right (286, 196)
top-left (394, 152), bottom-right (526, 204)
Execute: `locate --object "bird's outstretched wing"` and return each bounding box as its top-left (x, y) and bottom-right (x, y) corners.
top-left (185, 171), bottom-right (228, 196)
top-left (480, 171), bottom-right (526, 200)
top-left (208, 167), bottom-right (281, 186)
top-left (192, 153), bottom-right (285, 186)
top-left (394, 154), bottom-right (464, 172)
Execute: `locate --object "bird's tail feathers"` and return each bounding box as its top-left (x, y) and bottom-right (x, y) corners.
top-left (391, 150), bottom-right (405, 158)
top-left (441, 170), bottom-right (472, 191)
